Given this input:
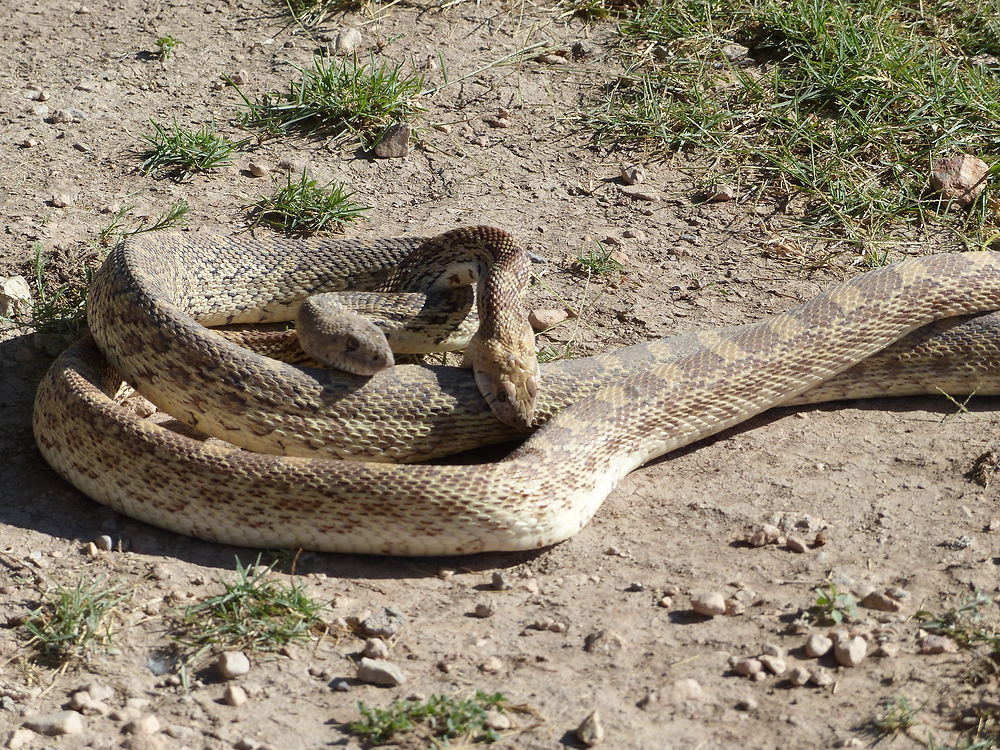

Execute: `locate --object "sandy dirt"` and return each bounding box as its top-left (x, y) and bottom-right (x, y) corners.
top-left (2, 1), bottom-right (1000, 748)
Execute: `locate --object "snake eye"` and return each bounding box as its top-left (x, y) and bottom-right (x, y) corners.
top-left (344, 336), bottom-right (359, 352)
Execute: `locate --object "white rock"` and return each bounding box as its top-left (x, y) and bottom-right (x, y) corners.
top-left (6, 728), bottom-right (34, 749)
top-left (732, 657), bottom-right (762, 677)
top-left (861, 591), bottom-right (901, 612)
top-left (357, 657), bottom-right (406, 686)
top-left (705, 183), bottom-right (736, 202)
top-left (528, 308), bottom-right (569, 331)
top-left (360, 607), bottom-right (407, 637)
top-left (758, 654), bottom-right (786, 675)
top-left (216, 651), bottom-right (251, 679)
top-left (786, 535), bottom-right (808, 553)
top-left (473, 601), bottom-right (497, 618)
top-left (809, 667), bottom-right (834, 687)
top-left (930, 154), bottom-right (989, 208)
top-left (333, 28), bottom-right (362, 55)
top-left (123, 714), bottom-right (161, 734)
top-left (788, 665), bottom-right (810, 686)
top-left (485, 709), bottom-right (511, 730)
top-left (24, 710), bottom-right (84, 735)
top-left (223, 685), bottom-right (248, 706)
top-left (620, 162), bottom-right (645, 185)
top-left (834, 636), bottom-right (867, 667)
top-left (0, 275), bottom-right (32, 318)
top-left (575, 710), bottom-right (604, 746)
top-left (805, 633), bottom-right (833, 658)
top-left (919, 634), bottom-right (959, 654)
top-left (363, 638), bottom-right (389, 659)
top-left (691, 591), bottom-right (727, 616)
top-left (50, 192), bottom-right (76, 208)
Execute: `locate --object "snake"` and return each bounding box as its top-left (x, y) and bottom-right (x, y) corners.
top-left (30, 228), bottom-right (1000, 555)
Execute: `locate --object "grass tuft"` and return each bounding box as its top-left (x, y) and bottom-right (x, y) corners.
top-left (349, 691), bottom-right (511, 746)
top-left (140, 120), bottom-right (240, 180)
top-left (99, 199), bottom-right (190, 246)
top-left (806, 582), bottom-right (856, 625)
top-left (23, 580), bottom-right (130, 663)
top-left (155, 35), bottom-right (180, 60)
top-left (572, 244), bottom-right (625, 276)
top-left (280, 0), bottom-right (367, 26)
top-left (869, 696), bottom-right (923, 740)
top-left (235, 56), bottom-right (424, 148)
top-left (253, 172), bottom-right (369, 232)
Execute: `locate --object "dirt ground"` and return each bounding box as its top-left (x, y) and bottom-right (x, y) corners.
top-left (2, 1), bottom-right (1000, 748)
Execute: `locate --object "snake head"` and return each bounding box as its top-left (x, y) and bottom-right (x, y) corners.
top-left (466, 325), bottom-right (539, 431)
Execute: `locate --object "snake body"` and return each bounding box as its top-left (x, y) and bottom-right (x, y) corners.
top-left (31, 230), bottom-right (1000, 555)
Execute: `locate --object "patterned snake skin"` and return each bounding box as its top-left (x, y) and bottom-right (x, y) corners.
top-left (31, 229), bottom-right (1000, 555)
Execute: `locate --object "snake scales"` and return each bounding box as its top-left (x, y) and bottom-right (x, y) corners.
top-left (31, 228), bottom-right (1000, 555)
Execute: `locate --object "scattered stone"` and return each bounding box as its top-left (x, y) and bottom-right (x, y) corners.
top-left (785, 535), bottom-right (808, 553)
top-left (735, 696), bottom-right (758, 711)
top-left (216, 651), bottom-right (251, 680)
top-left (621, 228), bottom-right (646, 240)
top-left (874, 642), bottom-right (900, 658)
top-left (47, 108), bottom-right (88, 123)
top-left (668, 678), bottom-right (706, 703)
top-left (363, 638), bottom-right (389, 659)
top-left (704, 183), bottom-right (736, 202)
top-left (808, 667), bottom-right (834, 687)
top-left (94, 534), bottom-right (113, 551)
top-left (834, 636), bottom-right (867, 667)
top-left (919, 634), bottom-right (959, 654)
top-left (758, 654), bottom-right (786, 675)
top-left (332, 28), bottom-right (362, 55)
top-left (732, 657), bottom-right (763, 677)
top-left (747, 523), bottom-right (782, 547)
top-left (787, 665), bottom-right (811, 686)
top-left (357, 657), bottom-right (406, 686)
top-left (528, 308), bottom-right (569, 331)
top-left (930, 154), bottom-right (989, 208)
top-left (123, 715), bottom-right (161, 734)
top-left (6, 727), bottom-right (34, 749)
top-left (23, 711), bottom-right (84, 736)
top-left (571, 40), bottom-right (593, 58)
top-left (479, 656), bottom-right (503, 674)
top-left (0, 275), bottom-right (32, 318)
top-left (484, 709), bottom-right (511, 731)
top-left (229, 70), bottom-right (250, 85)
top-left (360, 607), bottom-right (407, 638)
top-left (805, 633), bottom-right (833, 658)
top-left (276, 158), bottom-right (309, 174)
top-left (691, 591), bottom-right (727, 616)
top-left (331, 678), bottom-right (351, 692)
top-left (372, 123), bottom-right (410, 158)
top-left (24, 87), bottom-right (49, 101)
top-left (248, 161), bottom-right (270, 177)
top-left (724, 597), bottom-right (746, 616)
top-left (535, 53), bottom-right (567, 65)
top-left (491, 571), bottom-right (512, 591)
top-left (473, 601), bottom-right (496, 618)
top-left (223, 685), bottom-right (247, 707)
top-left (49, 192), bottom-right (76, 208)
top-left (620, 162), bottom-right (645, 185)
top-left (80, 681), bottom-right (114, 703)
top-left (575, 710), bottom-right (604, 746)
top-left (885, 587), bottom-right (910, 602)
top-left (583, 629), bottom-right (625, 655)
top-left (620, 187), bottom-right (661, 201)
top-left (861, 591), bottom-right (901, 612)
top-left (721, 42), bottom-right (749, 61)
top-left (18, 137), bottom-right (39, 148)
top-left (761, 643), bottom-right (784, 658)
top-left (68, 689), bottom-right (110, 716)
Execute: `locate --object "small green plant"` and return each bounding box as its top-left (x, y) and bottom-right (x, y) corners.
top-left (253, 172), bottom-right (369, 233)
top-left (564, 0), bottom-right (649, 21)
top-left (572, 244), bottom-right (625, 276)
top-left (917, 593), bottom-right (999, 652)
top-left (23, 580), bottom-right (130, 663)
top-left (869, 696), bottom-right (923, 740)
top-left (9, 244), bottom-right (92, 334)
top-left (235, 56), bottom-right (424, 148)
top-left (281, 0), bottom-right (366, 26)
top-left (173, 556), bottom-right (326, 661)
top-left (807, 583), bottom-right (856, 625)
top-left (140, 120), bottom-right (240, 180)
top-left (348, 691), bottom-right (511, 746)
top-left (537, 343), bottom-right (575, 363)
top-left (155, 35), bottom-right (180, 60)
top-left (99, 200), bottom-right (190, 245)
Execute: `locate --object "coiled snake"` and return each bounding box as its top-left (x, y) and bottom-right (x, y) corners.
top-left (32, 228), bottom-right (1000, 555)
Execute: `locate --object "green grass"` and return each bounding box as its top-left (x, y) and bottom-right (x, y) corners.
top-left (280, 0), bottom-right (367, 26)
top-left (587, 0), bottom-right (1000, 250)
top-left (537, 343), bottom-right (576, 363)
top-left (13, 244), bottom-right (92, 334)
top-left (253, 172), bottom-right (369, 232)
top-left (348, 691), bottom-right (511, 747)
top-left (140, 120), bottom-right (240, 180)
top-left (572, 244), bottom-right (626, 276)
top-left (235, 56), bottom-right (424, 148)
top-left (155, 35), bottom-right (180, 60)
top-left (805, 582), bottom-right (857, 625)
top-left (99, 199), bottom-right (189, 246)
top-left (173, 557), bottom-right (326, 660)
top-left (23, 580), bottom-right (131, 663)
top-left (869, 696), bottom-right (924, 741)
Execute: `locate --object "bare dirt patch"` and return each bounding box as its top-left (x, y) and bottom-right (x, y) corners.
top-left (2, 1), bottom-right (1000, 749)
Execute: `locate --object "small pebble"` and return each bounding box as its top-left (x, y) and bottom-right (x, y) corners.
top-left (332, 27), bottom-right (362, 55)
top-left (229, 70), bottom-right (250, 85)
top-left (758, 654), bottom-right (786, 675)
top-left (363, 638), bottom-right (389, 659)
top-left (861, 591), bottom-right (901, 612)
top-left (331, 678), bottom-right (350, 692)
top-left (704, 183), bottom-right (736, 202)
top-left (50, 192), bottom-right (76, 208)
top-left (809, 667), bottom-right (834, 687)
top-left (620, 162), bottom-right (645, 185)
top-left (216, 651), bottom-right (251, 680)
top-left (785, 535), bottom-right (808, 553)
top-left (805, 634), bottom-right (833, 658)
top-left (473, 601), bottom-right (496, 618)
top-left (484, 709), bottom-right (511, 730)
top-left (360, 607), bottom-right (407, 637)
top-left (357, 657), bottom-right (406, 686)
top-left (735, 697), bottom-right (758, 711)
top-left (479, 656), bottom-right (503, 674)
top-left (123, 714), bottom-right (161, 734)
top-left (732, 657), bottom-right (762, 677)
top-left (23, 711), bottom-right (84, 736)
top-left (691, 591), bottom-right (727, 616)
top-left (583, 630), bottom-right (625, 655)
top-left (248, 161), bottom-right (270, 177)
top-left (94, 535), bottom-right (113, 551)
top-left (787, 666), bottom-right (810, 686)
top-left (575, 710), bottom-right (604, 746)
top-left (528, 308), bottom-right (569, 331)
top-left (223, 685), bottom-right (247, 706)
top-left (834, 636), bottom-right (867, 667)
top-left (372, 122), bottom-right (410, 158)
top-left (919, 634), bottom-right (958, 654)
top-left (874, 642), bottom-right (900, 658)
top-left (491, 571), bottom-right (512, 590)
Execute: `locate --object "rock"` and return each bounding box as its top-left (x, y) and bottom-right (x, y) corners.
top-left (491, 571), bottom-right (512, 590)
top-left (668, 678), bottom-right (705, 703)
top-left (94, 534), bottom-right (113, 551)
top-left (758, 654), bottom-right (786, 675)
top-left (372, 123), bottom-right (410, 158)
top-left (691, 591), bottom-right (727, 616)
top-left (930, 154), bottom-right (989, 208)
top-left (363, 638), bottom-right (389, 659)
top-left (704, 183), bottom-right (736, 202)
top-left (732, 657), bottom-right (762, 677)
top-left (49, 192), bottom-right (76, 208)
top-left (332, 28), bottom-right (362, 55)
top-left (0, 275), bottom-right (32, 318)
top-left (357, 657), bottom-right (406, 686)
top-left (528, 308), bottom-right (569, 331)
top-left (735, 696), bottom-right (758, 711)
top-left (721, 42), bottom-right (749, 61)
top-left (620, 162), bottom-right (645, 185)
top-left (575, 710), bottom-right (604, 746)
top-left (484, 709), bottom-right (510, 730)
top-left (805, 633), bottom-right (833, 658)
top-left (747, 523), bottom-right (782, 547)
top-left (479, 656), bottom-right (503, 673)
top-left (47, 108), bottom-right (88, 123)
top-left (216, 651), bottom-right (251, 680)
top-left (79, 681), bottom-right (114, 702)
top-left (223, 685), bottom-right (247, 706)
top-left (23, 710), bottom-right (84, 735)
top-left (584, 630), bottom-right (625, 655)
top-left (786, 535), bottom-right (808, 553)
top-left (919, 634), bottom-right (959, 654)
top-left (874, 642), bottom-right (900, 658)
top-left (229, 70), bottom-right (250, 85)
top-left (620, 187), bottom-right (661, 201)
top-left (761, 643), bottom-right (784, 658)
top-left (834, 636), bottom-right (867, 667)
top-left (360, 607), bottom-right (407, 638)
top-left (248, 161), bottom-right (270, 177)
top-left (123, 715), bottom-right (161, 734)
top-left (861, 591), bottom-right (901, 612)
top-left (473, 601), bottom-right (496, 618)
top-left (724, 597), bottom-right (746, 616)
top-left (809, 667), bottom-right (834, 687)
top-left (621, 228), bottom-right (646, 239)
top-left (67, 689), bottom-right (110, 716)
top-left (787, 666), bottom-right (810, 686)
